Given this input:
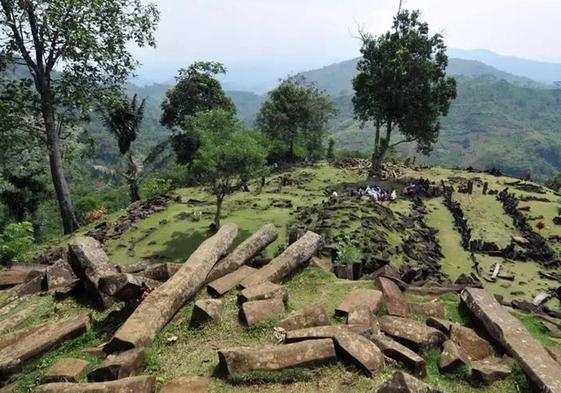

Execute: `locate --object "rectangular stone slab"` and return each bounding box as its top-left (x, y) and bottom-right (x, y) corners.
top-left (461, 288), bottom-right (561, 393)
top-left (0, 314), bottom-right (91, 378)
top-left (276, 304), bottom-right (331, 332)
top-left (285, 325), bottom-right (371, 343)
top-left (104, 224), bottom-right (238, 353)
top-left (371, 334), bottom-right (426, 376)
top-left (375, 277), bottom-right (409, 318)
top-left (0, 268), bottom-right (41, 288)
top-left (334, 288), bottom-right (383, 317)
top-left (0, 304), bottom-right (36, 334)
top-left (240, 231), bottom-right (321, 288)
top-left (206, 223), bottom-right (278, 283)
top-left (240, 297), bottom-right (285, 326)
top-left (379, 316), bottom-right (446, 353)
top-left (237, 281), bottom-right (288, 304)
top-left (207, 265), bottom-right (257, 297)
top-left (88, 348), bottom-right (145, 382)
top-left (334, 333), bottom-right (385, 376)
top-left (34, 375), bottom-right (155, 393)
top-left (218, 338), bottom-right (337, 375)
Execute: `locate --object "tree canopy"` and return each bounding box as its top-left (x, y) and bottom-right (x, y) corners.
top-left (0, 0), bottom-right (159, 233)
top-left (353, 9), bottom-right (457, 171)
top-left (189, 109), bottom-right (267, 229)
top-left (256, 76), bottom-right (336, 162)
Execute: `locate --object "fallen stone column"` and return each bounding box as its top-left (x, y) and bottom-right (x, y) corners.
top-left (334, 333), bottom-right (385, 376)
top-left (141, 263), bottom-right (182, 281)
top-left (206, 224), bottom-right (278, 283)
top-left (334, 288), bottom-right (383, 318)
top-left (68, 237), bottom-right (120, 308)
top-left (379, 316), bottom-right (446, 353)
top-left (237, 281), bottom-right (288, 304)
top-left (218, 339), bottom-right (337, 375)
top-left (461, 288), bottom-right (561, 393)
top-left (0, 304), bottom-right (36, 334)
top-left (104, 224), bottom-right (238, 353)
top-left (98, 274), bottom-right (161, 302)
top-left (285, 325), bottom-right (371, 343)
top-left (371, 334), bottom-right (426, 376)
top-left (276, 304), bottom-right (330, 332)
top-left (0, 314), bottom-right (91, 378)
top-left (207, 265), bottom-right (257, 297)
top-left (88, 348), bottom-right (145, 382)
top-left (240, 297), bottom-right (285, 326)
top-left (34, 376), bottom-right (155, 393)
top-left (240, 231), bottom-right (321, 288)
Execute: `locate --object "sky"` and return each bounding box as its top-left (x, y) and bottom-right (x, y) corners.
top-left (131, 0), bottom-right (561, 91)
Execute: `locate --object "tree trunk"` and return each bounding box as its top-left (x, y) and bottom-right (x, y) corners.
top-left (214, 194), bottom-right (224, 229)
top-left (371, 121), bottom-right (392, 174)
top-left (125, 152), bottom-right (140, 203)
top-left (43, 101), bottom-right (80, 234)
top-left (371, 119), bottom-right (382, 172)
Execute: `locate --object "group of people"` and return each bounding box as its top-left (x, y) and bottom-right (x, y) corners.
top-left (350, 185), bottom-right (397, 202)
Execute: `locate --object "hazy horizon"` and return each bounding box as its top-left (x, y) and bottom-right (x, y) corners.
top-left (131, 0), bottom-right (561, 91)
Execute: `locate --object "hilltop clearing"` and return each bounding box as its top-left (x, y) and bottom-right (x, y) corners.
top-left (1, 162), bottom-right (561, 392)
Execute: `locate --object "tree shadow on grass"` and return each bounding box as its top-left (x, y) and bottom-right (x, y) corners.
top-left (155, 228), bottom-right (252, 263)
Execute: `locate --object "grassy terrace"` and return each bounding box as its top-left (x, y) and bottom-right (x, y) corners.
top-left (2, 163), bottom-right (561, 392)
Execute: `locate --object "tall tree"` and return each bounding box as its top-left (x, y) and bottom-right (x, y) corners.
top-left (99, 94), bottom-right (146, 203)
top-left (161, 62), bottom-right (235, 166)
top-left (256, 76), bottom-right (336, 162)
top-left (0, 0), bottom-right (159, 233)
top-left (189, 109), bottom-right (267, 229)
top-left (353, 10), bottom-right (457, 172)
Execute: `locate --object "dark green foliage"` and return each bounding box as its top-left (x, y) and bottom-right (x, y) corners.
top-left (189, 109), bottom-right (267, 228)
top-left (326, 138), bottom-right (336, 160)
top-left (353, 9), bottom-right (457, 169)
top-left (161, 62), bottom-right (236, 128)
top-left (256, 76), bottom-right (336, 162)
top-left (171, 130), bottom-right (201, 166)
top-left (100, 94), bottom-right (146, 155)
top-left (0, 221), bottom-right (34, 265)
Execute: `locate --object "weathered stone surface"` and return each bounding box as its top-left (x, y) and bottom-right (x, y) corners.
top-left (309, 257), bottom-right (333, 273)
top-left (334, 288), bottom-right (383, 317)
top-left (0, 323), bottom-right (44, 351)
top-left (34, 375), bottom-right (155, 393)
top-left (141, 263), bottom-right (182, 281)
top-left (0, 267), bottom-right (44, 288)
top-left (376, 277), bottom-right (409, 318)
top-left (379, 316), bottom-right (446, 353)
top-left (45, 260), bottom-right (79, 291)
top-left (240, 297), bottom-right (285, 326)
top-left (237, 281), bottom-right (288, 304)
top-left (45, 358), bottom-right (90, 383)
top-left (369, 265), bottom-right (400, 281)
top-left (347, 307), bottom-right (373, 325)
top-left (104, 224), bottom-right (238, 353)
top-left (377, 371), bottom-right (441, 393)
top-left (276, 304), bottom-right (330, 332)
top-left (81, 346), bottom-right (107, 360)
top-left (160, 376), bottom-right (209, 393)
top-left (240, 231), bottom-right (321, 288)
top-left (206, 224), bottom-right (278, 283)
top-left (438, 340), bottom-right (470, 373)
top-left (371, 334), bottom-right (426, 377)
top-left (88, 348), bottom-right (145, 382)
top-left (285, 325), bottom-right (371, 343)
top-left (471, 358), bottom-right (512, 385)
top-left (207, 266), bottom-right (257, 297)
top-left (0, 314), bottom-right (91, 378)
top-left (546, 346), bottom-right (561, 366)
top-left (450, 324), bottom-right (494, 361)
top-left (68, 237), bottom-right (119, 308)
top-left (218, 338), bottom-right (337, 375)
top-left (13, 273), bottom-right (44, 297)
top-left (335, 333), bottom-right (385, 376)
top-left (191, 299), bottom-right (224, 325)
top-left (409, 301), bottom-right (446, 318)
top-left (0, 304), bottom-right (36, 334)
top-left (426, 317), bottom-right (455, 334)
top-left (98, 273), bottom-right (161, 302)
top-left (462, 288), bottom-right (561, 392)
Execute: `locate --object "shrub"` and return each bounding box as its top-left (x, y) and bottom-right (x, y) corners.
top-left (141, 177), bottom-right (173, 199)
top-left (0, 221), bottom-right (35, 265)
top-left (335, 237), bottom-right (362, 266)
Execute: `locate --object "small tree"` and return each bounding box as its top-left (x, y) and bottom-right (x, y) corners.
top-left (0, 0), bottom-right (159, 234)
top-left (256, 76), bottom-right (336, 162)
top-left (161, 62), bottom-right (235, 166)
top-left (353, 10), bottom-right (457, 172)
top-left (100, 94), bottom-right (145, 203)
top-left (189, 109), bottom-right (267, 229)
